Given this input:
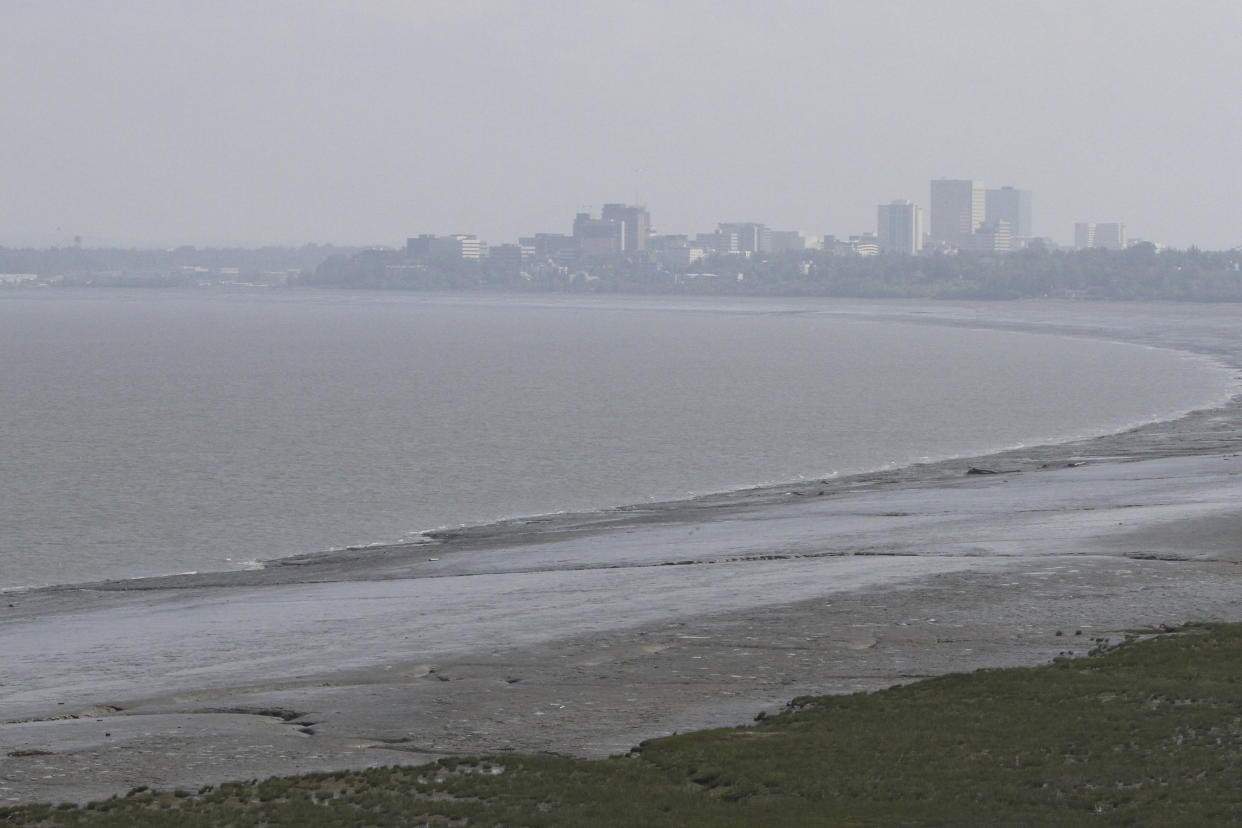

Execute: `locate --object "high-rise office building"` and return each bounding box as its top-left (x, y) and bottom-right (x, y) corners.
top-left (1074, 223), bottom-right (1094, 250)
top-left (877, 200), bottom-right (924, 255)
top-left (1095, 223), bottom-right (1126, 250)
top-left (929, 179), bottom-right (985, 248)
top-left (600, 203), bottom-right (650, 252)
top-left (696, 230), bottom-right (738, 253)
top-left (985, 186), bottom-right (1032, 240)
top-left (573, 211), bottom-right (623, 256)
top-left (717, 222), bottom-right (771, 254)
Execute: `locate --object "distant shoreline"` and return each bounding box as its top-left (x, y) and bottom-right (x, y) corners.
top-left (5, 243), bottom-right (1242, 300)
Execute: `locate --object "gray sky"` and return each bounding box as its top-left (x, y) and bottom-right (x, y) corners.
top-left (4, 0), bottom-right (1240, 250)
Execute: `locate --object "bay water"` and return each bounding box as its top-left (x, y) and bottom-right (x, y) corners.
top-left (0, 290), bottom-right (1233, 589)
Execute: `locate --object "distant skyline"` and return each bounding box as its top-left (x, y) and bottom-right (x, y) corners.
top-left (4, 1), bottom-right (1241, 250)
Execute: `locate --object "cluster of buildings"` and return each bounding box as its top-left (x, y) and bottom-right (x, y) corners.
top-left (875, 180), bottom-right (1128, 256)
top-left (403, 183), bottom-right (1133, 270)
top-left (874, 181), bottom-right (1037, 256)
top-left (404, 208), bottom-right (841, 272)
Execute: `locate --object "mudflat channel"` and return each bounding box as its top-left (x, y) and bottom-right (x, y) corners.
top-left (4, 300), bottom-right (1242, 806)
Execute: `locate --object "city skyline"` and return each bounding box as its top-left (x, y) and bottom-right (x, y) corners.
top-left (3, 2), bottom-right (1240, 250)
top-left (406, 179), bottom-right (1102, 259)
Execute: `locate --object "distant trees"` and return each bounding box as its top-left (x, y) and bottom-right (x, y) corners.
top-left (8, 243), bottom-right (1242, 302)
top-left (0, 244), bottom-right (360, 285)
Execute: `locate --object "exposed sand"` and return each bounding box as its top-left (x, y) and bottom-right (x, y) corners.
top-left (3, 299), bottom-right (1242, 806)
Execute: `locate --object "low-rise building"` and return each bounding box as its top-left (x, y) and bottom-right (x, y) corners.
top-left (768, 230), bottom-right (806, 253)
top-left (488, 243), bottom-right (533, 269)
top-left (407, 234), bottom-right (488, 260)
top-left (848, 233), bottom-right (880, 256)
top-left (519, 234), bottom-right (576, 260)
top-left (971, 220), bottom-right (1011, 253)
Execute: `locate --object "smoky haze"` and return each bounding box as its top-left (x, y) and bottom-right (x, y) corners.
top-left (3, 0), bottom-right (1239, 250)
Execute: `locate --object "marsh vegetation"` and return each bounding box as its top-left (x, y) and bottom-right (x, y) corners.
top-left (6, 623), bottom-right (1242, 825)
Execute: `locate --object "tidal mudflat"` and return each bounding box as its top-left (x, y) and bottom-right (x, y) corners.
top-left (4, 300), bottom-right (1242, 806)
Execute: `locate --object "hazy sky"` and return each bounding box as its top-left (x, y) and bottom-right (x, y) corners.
top-left (5, 1), bottom-right (1240, 249)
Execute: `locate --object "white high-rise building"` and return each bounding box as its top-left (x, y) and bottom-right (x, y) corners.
top-left (877, 200), bottom-right (924, 255)
top-left (930, 179), bottom-right (985, 249)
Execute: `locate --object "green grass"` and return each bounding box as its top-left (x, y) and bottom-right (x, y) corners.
top-left (7, 624), bottom-right (1242, 826)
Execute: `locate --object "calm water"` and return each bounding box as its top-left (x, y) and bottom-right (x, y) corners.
top-left (0, 290), bottom-right (1233, 589)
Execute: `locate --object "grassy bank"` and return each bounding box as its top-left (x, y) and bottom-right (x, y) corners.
top-left (6, 623), bottom-right (1242, 826)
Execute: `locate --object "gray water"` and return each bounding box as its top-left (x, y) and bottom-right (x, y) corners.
top-left (0, 290), bottom-right (1233, 590)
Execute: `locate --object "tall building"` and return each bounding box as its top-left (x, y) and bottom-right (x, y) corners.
top-left (1075, 222), bottom-right (1127, 250)
top-left (600, 204), bottom-right (650, 252)
top-left (1074, 223), bottom-right (1093, 250)
top-left (573, 211), bottom-right (623, 257)
top-left (929, 179), bottom-right (985, 249)
top-left (717, 222), bottom-right (770, 254)
top-left (696, 230), bottom-right (738, 253)
top-left (1095, 223), bottom-right (1126, 250)
top-left (985, 186), bottom-right (1032, 240)
top-left (876, 200), bottom-right (924, 255)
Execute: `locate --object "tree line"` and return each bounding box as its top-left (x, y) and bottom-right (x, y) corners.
top-left (6, 242), bottom-right (1242, 301)
top-left (301, 243), bottom-right (1242, 301)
